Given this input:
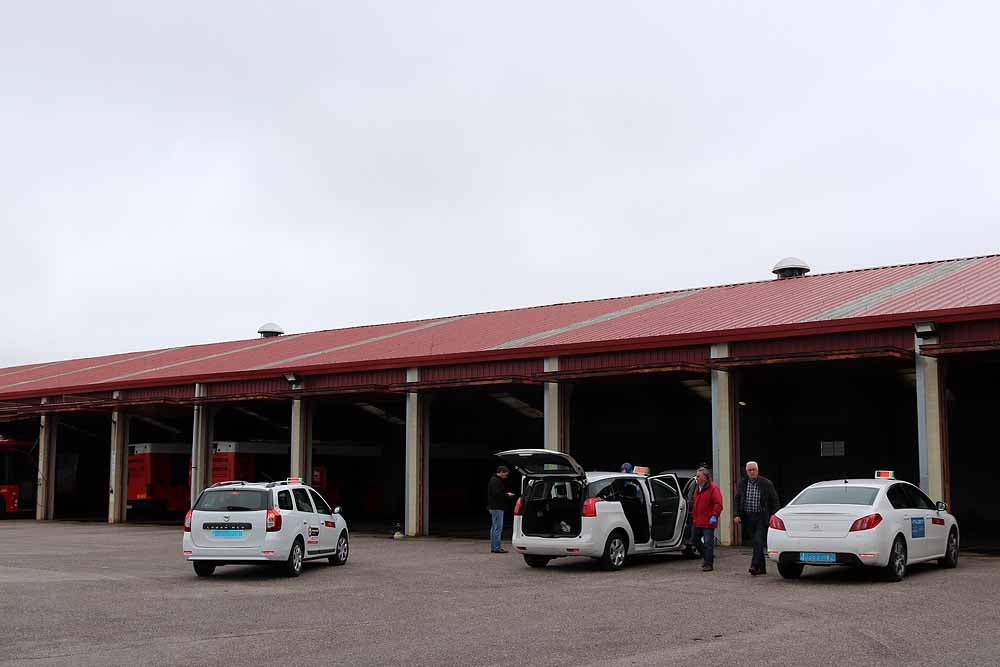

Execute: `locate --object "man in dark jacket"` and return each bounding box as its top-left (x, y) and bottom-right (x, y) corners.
top-left (734, 461), bottom-right (780, 576)
top-left (691, 466), bottom-right (724, 572)
top-left (487, 466), bottom-right (514, 553)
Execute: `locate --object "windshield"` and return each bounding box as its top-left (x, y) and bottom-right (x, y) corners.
top-left (195, 489), bottom-right (269, 512)
top-left (792, 486), bottom-right (879, 506)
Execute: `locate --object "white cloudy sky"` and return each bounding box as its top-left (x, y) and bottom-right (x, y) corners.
top-left (2, 2), bottom-right (999, 367)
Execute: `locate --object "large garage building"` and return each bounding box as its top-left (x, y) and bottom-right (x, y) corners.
top-left (2, 254), bottom-right (999, 546)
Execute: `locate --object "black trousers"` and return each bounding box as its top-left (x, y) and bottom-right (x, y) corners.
top-left (745, 512), bottom-right (768, 571)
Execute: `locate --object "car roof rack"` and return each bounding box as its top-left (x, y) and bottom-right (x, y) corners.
top-left (209, 480), bottom-right (248, 488)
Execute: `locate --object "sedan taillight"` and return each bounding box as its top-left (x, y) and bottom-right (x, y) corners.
top-left (768, 515), bottom-right (786, 531)
top-left (513, 497), bottom-right (523, 516)
top-left (582, 497), bottom-right (601, 517)
top-left (266, 508), bottom-right (282, 532)
top-left (184, 509), bottom-right (193, 532)
top-left (849, 513), bottom-right (883, 532)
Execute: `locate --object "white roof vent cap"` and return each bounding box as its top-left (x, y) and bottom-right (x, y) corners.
top-left (257, 322), bottom-right (285, 338)
top-left (772, 257), bottom-right (810, 279)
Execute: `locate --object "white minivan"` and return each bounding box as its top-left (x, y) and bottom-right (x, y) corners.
top-left (496, 450), bottom-right (694, 570)
top-left (182, 479), bottom-right (349, 577)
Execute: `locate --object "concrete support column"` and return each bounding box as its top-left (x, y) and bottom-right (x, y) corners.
top-left (404, 368), bottom-right (430, 536)
top-left (108, 405), bottom-right (130, 524)
top-left (290, 399), bottom-right (313, 481)
top-left (542, 358), bottom-right (570, 453)
top-left (916, 334), bottom-right (947, 502)
top-left (190, 383), bottom-right (214, 505)
top-left (35, 407), bottom-right (57, 521)
top-left (710, 344), bottom-right (735, 546)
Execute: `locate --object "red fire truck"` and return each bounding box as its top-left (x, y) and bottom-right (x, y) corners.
top-left (211, 441), bottom-right (291, 485)
top-left (127, 443), bottom-right (191, 517)
top-left (0, 436), bottom-right (32, 515)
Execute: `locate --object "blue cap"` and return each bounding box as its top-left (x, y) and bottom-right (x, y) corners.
top-left (621, 462), bottom-right (634, 473)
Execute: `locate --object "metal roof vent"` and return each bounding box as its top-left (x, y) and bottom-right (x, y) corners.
top-left (772, 257), bottom-right (810, 279)
top-left (257, 322), bottom-right (284, 338)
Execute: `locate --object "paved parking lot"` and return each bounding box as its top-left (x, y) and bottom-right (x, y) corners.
top-left (0, 522), bottom-right (997, 667)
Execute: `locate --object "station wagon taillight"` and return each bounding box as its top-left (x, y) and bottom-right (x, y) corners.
top-left (513, 497), bottom-right (523, 516)
top-left (582, 497), bottom-right (602, 517)
top-left (768, 515), bottom-right (785, 531)
top-left (849, 513), bottom-right (883, 532)
top-left (266, 508), bottom-right (282, 532)
top-left (184, 510), bottom-right (192, 532)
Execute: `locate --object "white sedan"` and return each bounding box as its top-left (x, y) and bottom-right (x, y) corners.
top-left (767, 474), bottom-right (959, 581)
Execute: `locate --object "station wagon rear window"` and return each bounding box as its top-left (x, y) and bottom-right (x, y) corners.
top-left (792, 487), bottom-right (879, 506)
top-left (195, 489), bottom-right (269, 512)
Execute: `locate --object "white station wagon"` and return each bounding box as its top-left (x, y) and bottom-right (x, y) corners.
top-left (182, 479), bottom-right (349, 577)
top-left (767, 473), bottom-right (959, 581)
top-left (497, 449), bottom-right (695, 570)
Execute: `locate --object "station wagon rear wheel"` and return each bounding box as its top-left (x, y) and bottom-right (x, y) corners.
top-left (285, 539), bottom-right (304, 577)
top-left (330, 532), bottom-right (349, 566)
top-left (193, 561), bottom-right (216, 578)
top-left (600, 532), bottom-right (628, 571)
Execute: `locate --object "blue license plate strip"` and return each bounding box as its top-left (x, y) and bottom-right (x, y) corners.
top-left (800, 551), bottom-right (836, 562)
top-left (212, 529), bottom-right (244, 538)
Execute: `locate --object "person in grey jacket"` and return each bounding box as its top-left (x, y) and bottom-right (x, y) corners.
top-left (734, 461), bottom-right (780, 576)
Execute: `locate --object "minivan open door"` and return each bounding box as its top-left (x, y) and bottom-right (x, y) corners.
top-left (648, 473), bottom-right (687, 546)
top-left (495, 449), bottom-right (585, 479)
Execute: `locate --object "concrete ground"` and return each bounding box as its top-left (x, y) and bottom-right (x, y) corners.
top-left (0, 522), bottom-right (997, 667)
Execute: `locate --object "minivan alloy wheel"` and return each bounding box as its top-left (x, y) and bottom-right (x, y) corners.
top-left (610, 537), bottom-right (626, 567)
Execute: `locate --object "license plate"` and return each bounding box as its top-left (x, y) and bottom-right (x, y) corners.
top-left (800, 551), bottom-right (836, 563)
top-left (212, 529), bottom-right (244, 538)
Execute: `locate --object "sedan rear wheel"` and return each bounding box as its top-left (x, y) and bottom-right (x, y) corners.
top-left (777, 562), bottom-right (803, 579)
top-left (939, 529), bottom-right (959, 569)
top-left (884, 536), bottom-right (907, 582)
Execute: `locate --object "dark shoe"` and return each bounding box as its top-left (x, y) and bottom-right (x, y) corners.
top-left (491, 549), bottom-right (508, 554)
top-left (702, 563), bottom-right (714, 572)
top-left (749, 568), bottom-right (761, 576)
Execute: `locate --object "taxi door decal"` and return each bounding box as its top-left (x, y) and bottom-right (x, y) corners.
top-left (911, 517), bottom-right (925, 538)
top-left (307, 525), bottom-right (321, 545)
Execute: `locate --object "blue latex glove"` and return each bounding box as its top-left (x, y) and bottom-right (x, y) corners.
top-left (709, 515), bottom-right (718, 526)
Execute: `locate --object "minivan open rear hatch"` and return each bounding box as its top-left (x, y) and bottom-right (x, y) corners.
top-left (495, 449), bottom-right (585, 479)
top-left (497, 450), bottom-right (586, 537)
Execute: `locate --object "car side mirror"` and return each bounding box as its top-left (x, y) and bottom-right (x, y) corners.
top-left (333, 506), bottom-right (343, 516)
top-left (936, 501), bottom-right (948, 512)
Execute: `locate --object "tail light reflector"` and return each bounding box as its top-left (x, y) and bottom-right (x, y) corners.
top-left (849, 513), bottom-right (883, 532)
top-left (582, 497), bottom-right (602, 517)
top-left (768, 515), bottom-right (785, 531)
top-left (266, 508), bottom-right (282, 532)
top-left (184, 509), bottom-right (192, 532)
top-left (513, 497), bottom-right (523, 516)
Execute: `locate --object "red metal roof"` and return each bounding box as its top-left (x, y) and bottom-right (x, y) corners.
top-left (2, 254), bottom-right (999, 400)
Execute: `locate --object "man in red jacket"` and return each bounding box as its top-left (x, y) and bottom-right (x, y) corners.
top-left (691, 466), bottom-right (723, 571)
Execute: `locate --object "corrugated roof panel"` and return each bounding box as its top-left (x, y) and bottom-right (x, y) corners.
top-left (522, 262), bottom-right (931, 347)
top-left (867, 255), bottom-right (1000, 315)
top-left (2, 254), bottom-right (999, 399)
top-left (258, 293), bottom-right (664, 370)
top-left (2, 337), bottom-right (292, 394)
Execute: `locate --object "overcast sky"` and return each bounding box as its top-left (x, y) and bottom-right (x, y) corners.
top-left (2, 2), bottom-right (999, 367)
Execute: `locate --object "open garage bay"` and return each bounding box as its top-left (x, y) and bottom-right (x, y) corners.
top-left (1, 522), bottom-right (997, 667)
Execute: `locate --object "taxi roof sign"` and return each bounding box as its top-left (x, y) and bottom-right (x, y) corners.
top-left (875, 470), bottom-right (895, 479)
top-left (633, 466), bottom-right (650, 476)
